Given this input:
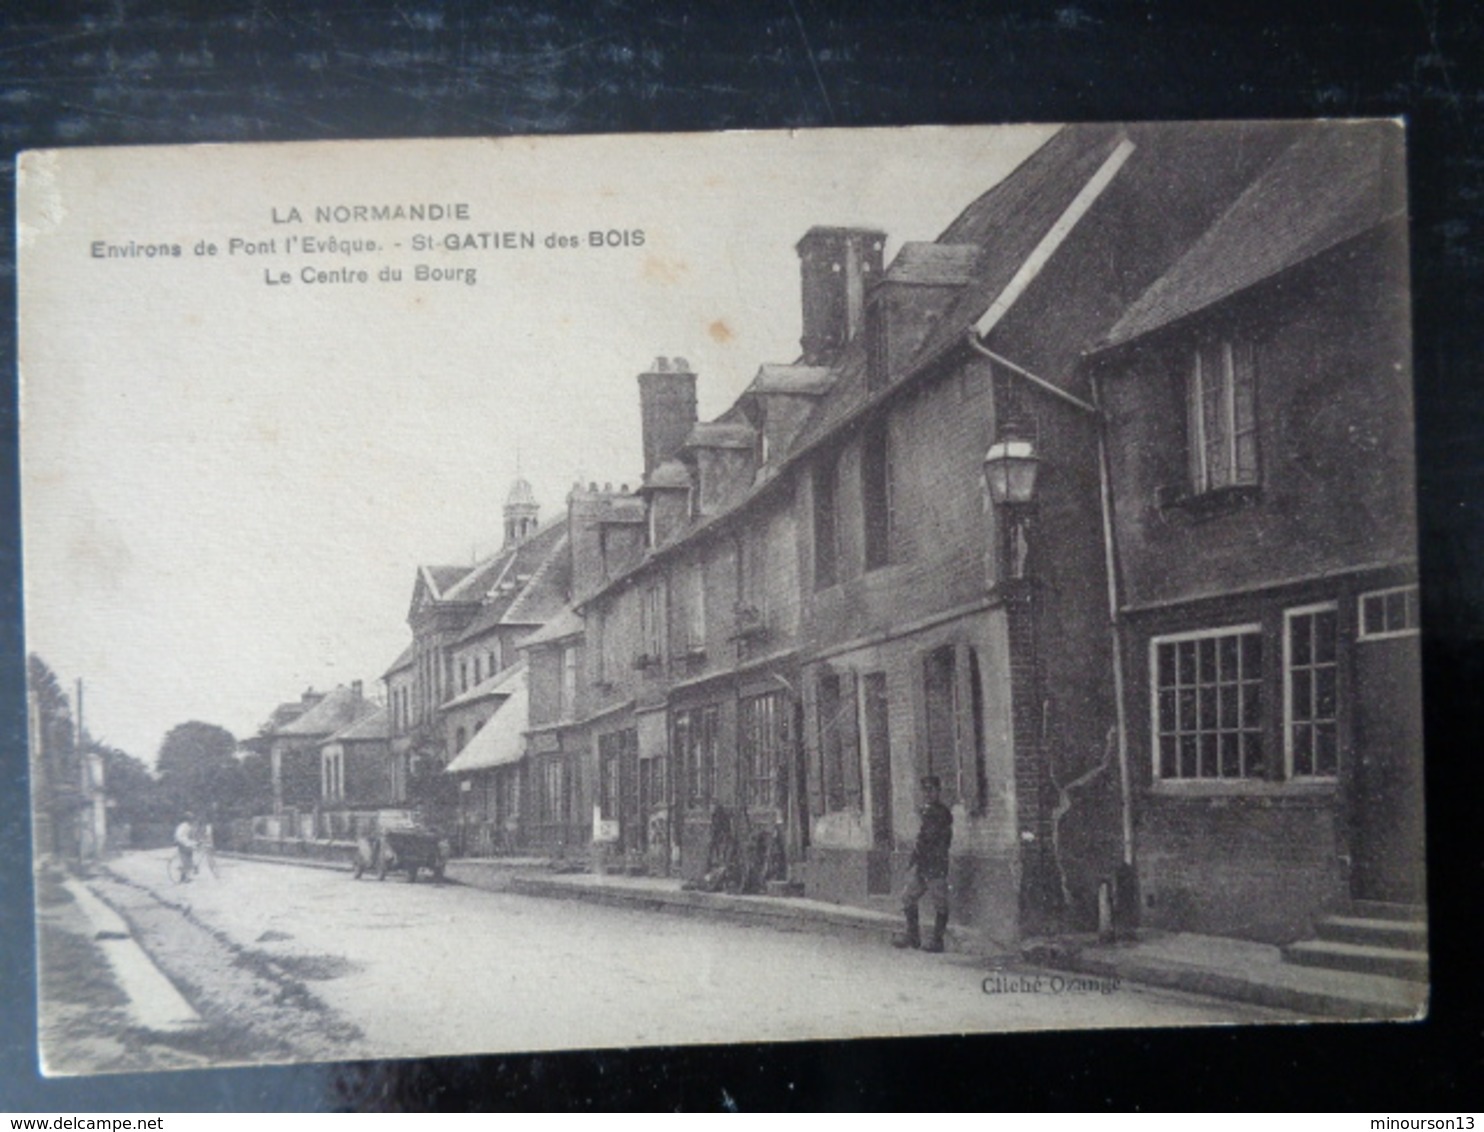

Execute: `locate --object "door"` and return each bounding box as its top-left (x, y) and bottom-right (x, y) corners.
top-left (1351, 632), bottom-right (1425, 902)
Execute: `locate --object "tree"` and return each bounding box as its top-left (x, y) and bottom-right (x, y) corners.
top-left (28, 654), bottom-right (83, 858)
top-left (95, 745), bottom-right (169, 829)
top-left (156, 721), bottom-right (240, 819)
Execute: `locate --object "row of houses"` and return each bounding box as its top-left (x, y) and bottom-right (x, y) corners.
top-left (259, 121), bottom-right (1423, 947)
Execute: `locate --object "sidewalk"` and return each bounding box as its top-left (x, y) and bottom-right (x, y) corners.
top-left (263, 850), bottom-right (1428, 1020)
top-left (446, 857), bottom-right (995, 953)
top-left (1023, 931), bottom-right (1429, 1021)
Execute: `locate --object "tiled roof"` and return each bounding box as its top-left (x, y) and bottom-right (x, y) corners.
top-left (517, 602), bottom-right (584, 649)
top-left (1101, 121), bottom-right (1405, 350)
top-left (322, 706), bottom-right (389, 744)
top-left (573, 122), bottom-right (1323, 611)
top-left (501, 530), bottom-right (573, 625)
top-left (422, 564), bottom-right (472, 597)
top-left (441, 658), bottom-right (527, 710)
top-left (685, 422), bottom-right (756, 450)
top-left (275, 685), bottom-right (378, 738)
top-left (444, 674), bottom-right (529, 773)
top-left (747, 364), bottom-right (835, 397)
top-left (882, 243), bottom-right (981, 286)
top-left (432, 519), bottom-right (570, 641)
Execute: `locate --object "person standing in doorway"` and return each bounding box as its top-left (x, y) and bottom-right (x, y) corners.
top-left (894, 775), bottom-right (953, 952)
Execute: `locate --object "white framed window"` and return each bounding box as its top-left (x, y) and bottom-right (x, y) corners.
top-left (686, 561), bottom-right (706, 649)
top-left (559, 644), bottom-right (578, 720)
top-left (1151, 624), bottom-right (1265, 780)
top-left (1285, 603), bottom-right (1339, 779)
top-left (641, 583), bottom-right (666, 662)
top-left (1186, 338), bottom-right (1259, 494)
top-left (1359, 584), bottom-right (1420, 641)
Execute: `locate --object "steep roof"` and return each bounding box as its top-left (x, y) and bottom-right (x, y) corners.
top-left (444, 673), bottom-right (529, 774)
top-left (517, 602), bottom-right (584, 649)
top-left (275, 685), bottom-right (378, 738)
top-left (573, 122), bottom-right (1322, 611)
top-left (322, 705), bottom-right (389, 745)
top-left (422, 564), bottom-right (472, 597)
top-left (451, 521), bottom-right (572, 640)
top-left (881, 243), bottom-right (981, 286)
top-left (786, 124), bottom-right (1127, 458)
top-left (1100, 121), bottom-right (1405, 350)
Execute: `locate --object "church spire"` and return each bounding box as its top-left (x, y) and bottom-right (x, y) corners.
top-left (504, 475), bottom-right (539, 547)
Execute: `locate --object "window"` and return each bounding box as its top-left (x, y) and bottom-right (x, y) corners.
top-left (816, 672), bottom-right (861, 812)
top-left (739, 691), bottom-right (786, 808)
top-left (862, 417), bottom-right (895, 570)
top-left (1186, 338), bottom-right (1258, 494)
top-left (1286, 604), bottom-right (1338, 779)
top-left (558, 644), bottom-right (578, 720)
top-left (922, 647), bottom-right (960, 801)
top-left (460, 660), bottom-right (468, 693)
top-left (685, 562), bottom-right (706, 650)
top-left (540, 758), bottom-right (568, 825)
top-left (1153, 625), bottom-right (1265, 780)
top-left (813, 457), bottom-right (839, 589)
top-left (641, 583), bottom-right (666, 664)
top-left (674, 705), bottom-right (719, 806)
top-left (1359, 584), bottom-right (1420, 640)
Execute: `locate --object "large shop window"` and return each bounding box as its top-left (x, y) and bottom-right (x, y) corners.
top-left (816, 672), bottom-right (862, 812)
top-left (1186, 338), bottom-right (1259, 495)
top-left (1153, 625), bottom-right (1265, 780)
top-left (1286, 604), bottom-right (1339, 779)
top-left (739, 691), bottom-right (786, 808)
top-left (674, 705), bottom-right (719, 807)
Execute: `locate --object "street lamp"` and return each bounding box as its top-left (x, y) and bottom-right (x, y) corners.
top-left (983, 427), bottom-right (1040, 580)
top-left (982, 432), bottom-right (1041, 507)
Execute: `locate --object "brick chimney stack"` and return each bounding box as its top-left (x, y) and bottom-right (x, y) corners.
top-left (796, 227), bottom-right (886, 365)
top-left (637, 357), bottom-right (698, 477)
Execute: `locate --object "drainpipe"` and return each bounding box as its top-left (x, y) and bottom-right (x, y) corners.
top-left (1091, 371), bottom-right (1134, 869)
top-left (965, 334), bottom-right (1134, 869)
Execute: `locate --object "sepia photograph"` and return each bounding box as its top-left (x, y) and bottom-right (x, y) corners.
top-left (18, 119), bottom-right (1427, 1078)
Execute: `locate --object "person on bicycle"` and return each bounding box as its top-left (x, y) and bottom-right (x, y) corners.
top-left (173, 812), bottom-right (199, 881)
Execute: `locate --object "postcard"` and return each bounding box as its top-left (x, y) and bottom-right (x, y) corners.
top-left (18, 121), bottom-right (1425, 1075)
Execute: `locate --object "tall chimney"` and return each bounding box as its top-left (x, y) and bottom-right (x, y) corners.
top-left (638, 357), bottom-right (698, 477)
top-left (796, 227), bottom-right (886, 366)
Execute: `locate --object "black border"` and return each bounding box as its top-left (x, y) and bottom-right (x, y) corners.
top-left (2, 0), bottom-right (1480, 1111)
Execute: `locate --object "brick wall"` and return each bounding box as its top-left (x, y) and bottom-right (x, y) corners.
top-left (1102, 226), bottom-right (1414, 611)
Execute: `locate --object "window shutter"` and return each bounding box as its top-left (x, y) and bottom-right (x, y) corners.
top-left (804, 673), bottom-right (825, 816)
top-left (842, 671), bottom-right (863, 810)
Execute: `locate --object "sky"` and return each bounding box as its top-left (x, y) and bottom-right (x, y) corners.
top-left (18, 124), bottom-right (1056, 765)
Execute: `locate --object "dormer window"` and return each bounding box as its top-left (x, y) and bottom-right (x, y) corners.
top-left (1186, 338), bottom-right (1259, 495)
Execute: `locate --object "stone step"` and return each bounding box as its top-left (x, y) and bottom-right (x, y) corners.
top-left (1348, 900), bottom-right (1427, 923)
top-left (1282, 939), bottom-right (1429, 982)
top-left (1316, 915), bottom-right (1428, 951)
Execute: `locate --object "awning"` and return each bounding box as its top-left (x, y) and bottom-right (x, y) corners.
top-left (444, 673), bottom-right (528, 773)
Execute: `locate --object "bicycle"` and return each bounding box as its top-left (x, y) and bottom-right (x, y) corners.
top-left (166, 843), bottom-right (218, 883)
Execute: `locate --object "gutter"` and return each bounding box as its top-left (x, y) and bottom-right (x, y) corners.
top-left (966, 334), bottom-right (1135, 871)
